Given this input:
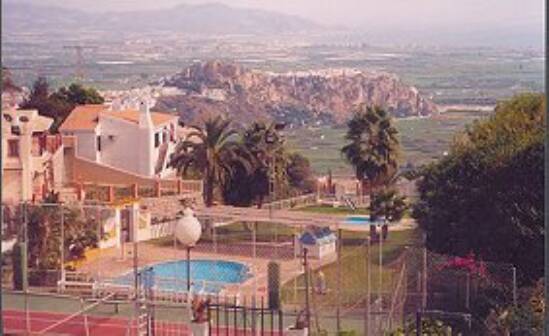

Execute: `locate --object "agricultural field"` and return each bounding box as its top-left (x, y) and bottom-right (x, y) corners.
top-left (286, 111), bottom-right (490, 175)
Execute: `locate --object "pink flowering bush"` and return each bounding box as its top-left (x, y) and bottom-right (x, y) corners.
top-left (437, 252), bottom-right (488, 278)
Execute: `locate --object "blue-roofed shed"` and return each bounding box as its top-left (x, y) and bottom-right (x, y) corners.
top-left (295, 226), bottom-right (337, 259)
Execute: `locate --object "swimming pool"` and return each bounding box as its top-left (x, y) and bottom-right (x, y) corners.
top-left (343, 216), bottom-right (383, 225)
top-left (111, 260), bottom-right (251, 294)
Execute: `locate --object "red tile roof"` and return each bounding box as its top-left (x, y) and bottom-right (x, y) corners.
top-left (59, 104), bottom-right (177, 131)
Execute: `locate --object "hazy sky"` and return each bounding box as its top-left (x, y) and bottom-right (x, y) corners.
top-left (26, 0), bottom-right (545, 29)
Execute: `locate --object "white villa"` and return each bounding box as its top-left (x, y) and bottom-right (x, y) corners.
top-left (59, 102), bottom-right (179, 178)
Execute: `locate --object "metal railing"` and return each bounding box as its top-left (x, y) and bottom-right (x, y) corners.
top-left (265, 193), bottom-right (317, 210)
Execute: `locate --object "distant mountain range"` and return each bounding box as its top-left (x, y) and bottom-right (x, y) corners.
top-left (2, 1), bottom-right (323, 35)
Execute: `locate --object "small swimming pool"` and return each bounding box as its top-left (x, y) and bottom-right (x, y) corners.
top-left (343, 216), bottom-right (383, 225)
top-left (111, 260), bottom-right (251, 294)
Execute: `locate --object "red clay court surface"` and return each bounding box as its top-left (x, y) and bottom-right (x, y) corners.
top-left (3, 310), bottom-right (287, 335)
top-left (3, 309), bottom-right (185, 335)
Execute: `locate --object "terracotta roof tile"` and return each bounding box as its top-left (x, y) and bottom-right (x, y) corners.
top-left (58, 105), bottom-right (103, 131)
top-left (101, 109), bottom-right (175, 126)
top-left (59, 104), bottom-right (177, 131)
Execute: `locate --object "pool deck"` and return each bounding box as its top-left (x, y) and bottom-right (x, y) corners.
top-left (78, 207), bottom-right (416, 302)
top-left (78, 240), bottom-right (338, 303)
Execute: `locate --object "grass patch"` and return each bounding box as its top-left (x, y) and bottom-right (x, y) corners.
top-left (281, 228), bottom-right (421, 306)
top-left (147, 221), bottom-right (300, 247)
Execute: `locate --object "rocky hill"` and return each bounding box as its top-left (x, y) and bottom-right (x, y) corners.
top-left (154, 61), bottom-right (438, 126)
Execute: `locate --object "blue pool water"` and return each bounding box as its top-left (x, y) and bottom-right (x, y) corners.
top-left (112, 260), bottom-right (251, 294)
top-left (343, 216), bottom-right (382, 225)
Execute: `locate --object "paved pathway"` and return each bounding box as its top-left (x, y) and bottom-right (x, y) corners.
top-left (195, 205), bottom-right (416, 231)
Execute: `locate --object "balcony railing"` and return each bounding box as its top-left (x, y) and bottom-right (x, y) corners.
top-left (74, 179), bottom-right (203, 203)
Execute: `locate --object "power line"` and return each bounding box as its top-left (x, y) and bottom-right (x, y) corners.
top-left (63, 45), bottom-right (97, 81)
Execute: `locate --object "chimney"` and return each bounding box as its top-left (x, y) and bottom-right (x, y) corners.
top-left (139, 100), bottom-right (153, 128)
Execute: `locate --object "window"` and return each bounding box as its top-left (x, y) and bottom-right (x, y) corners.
top-left (7, 139), bottom-right (19, 157)
top-left (97, 136), bottom-right (102, 152)
top-left (154, 133), bottom-right (160, 148)
top-left (11, 126), bottom-right (21, 135)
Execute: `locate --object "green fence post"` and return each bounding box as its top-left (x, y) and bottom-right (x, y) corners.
top-left (12, 242), bottom-right (28, 291)
top-left (268, 261), bottom-right (281, 310)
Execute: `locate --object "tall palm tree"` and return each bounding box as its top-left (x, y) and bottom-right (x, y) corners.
top-left (169, 116), bottom-right (249, 207)
top-left (242, 122), bottom-right (288, 207)
top-left (341, 105), bottom-right (400, 209)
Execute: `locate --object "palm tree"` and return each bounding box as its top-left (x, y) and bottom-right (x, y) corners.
top-left (341, 105), bottom-right (400, 208)
top-left (169, 116), bottom-right (249, 207)
top-left (241, 122), bottom-right (288, 207)
top-left (370, 188), bottom-right (408, 223)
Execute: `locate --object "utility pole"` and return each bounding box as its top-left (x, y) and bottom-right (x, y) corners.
top-left (266, 123), bottom-right (285, 262)
top-left (133, 235), bottom-right (145, 336)
top-left (416, 311), bottom-right (422, 336)
top-left (186, 246), bottom-right (192, 292)
top-left (366, 235), bottom-right (371, 335)
top-left (379, 223), bottom-right (383, 303)
top-left (303, 248), bottom-right (311, 330)
top-left (268, 155), bottom-right (275, 220)
top-left (465, 273), bottom-right (470, 310)
top-left (133, 240), bottom-right (139, 293)
top-left (60, 204), bottom-right (65, 284)
top-left (422, 232), bottom-right (428, 310)
top-left (336, 229), bottom-right (342, 333)
top-left (23, 202), bottom-right (30, 334)
top-left (512, 266), bottom-right (517, 307)
top-left (266, 122), bottom-right (286, 218)
top-left (63, 45), bottom-right (96, 81)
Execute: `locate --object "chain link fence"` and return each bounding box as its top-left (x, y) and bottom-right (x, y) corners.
top-left (2, 201), bottom-right (518, 335)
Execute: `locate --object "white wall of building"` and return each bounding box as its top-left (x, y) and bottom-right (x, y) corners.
top-left (51, 147), bottom-right (65, 188)
top-left (138, 125), bottom-right (155, 177)
top-left (2, 170), bottom-right (22, 203)
top-left (72, 130), bottom-right (99, 162)
top-left (97, 115), bottom-right (144, 175)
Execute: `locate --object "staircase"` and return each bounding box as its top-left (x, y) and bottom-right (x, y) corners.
top-left (342, 195), bottom-right (357, 210)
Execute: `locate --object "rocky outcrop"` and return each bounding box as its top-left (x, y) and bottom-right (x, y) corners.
top-left (155, 61), bottom-right (438, 125)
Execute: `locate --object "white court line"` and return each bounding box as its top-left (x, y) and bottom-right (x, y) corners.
top-left (3, 314), bottom-right (190, 331)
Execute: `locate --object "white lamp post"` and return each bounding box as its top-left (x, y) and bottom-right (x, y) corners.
top-left (175, 207), bottom-right (202, 292)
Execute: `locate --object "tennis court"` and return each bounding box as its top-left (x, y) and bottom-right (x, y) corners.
top-left (2, 291), bottom-right (188, 335)
top-left (2, 291), bottom-right (290, 335)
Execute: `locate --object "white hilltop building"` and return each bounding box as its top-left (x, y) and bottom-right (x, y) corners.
top-left (59, 101), bottom-right (179, 178)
